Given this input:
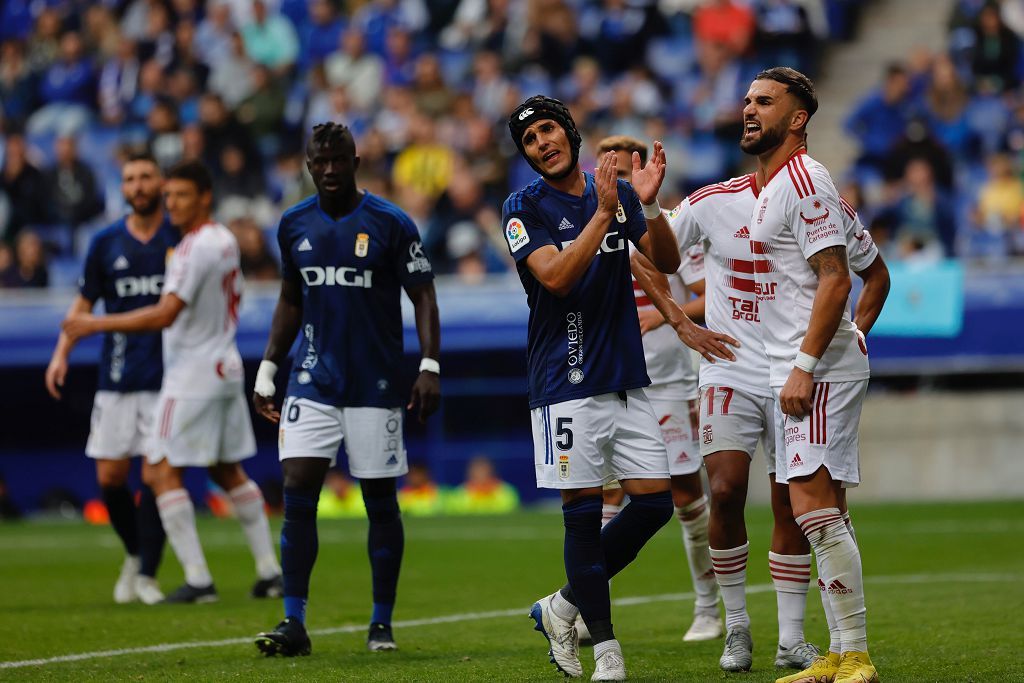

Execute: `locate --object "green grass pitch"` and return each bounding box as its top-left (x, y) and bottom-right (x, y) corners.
top-left (1, 501), bottom-right (1021, 681)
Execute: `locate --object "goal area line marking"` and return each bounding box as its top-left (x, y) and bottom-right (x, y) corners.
top-left (0, 572), bottom-right (1016, 670)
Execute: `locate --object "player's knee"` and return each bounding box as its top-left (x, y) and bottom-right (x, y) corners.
top-left (628, 490), bottom-right (674, 527)
top-left (709, 477), bottom-right (745, 513)
top-left (561, 494), bottom-right (603, 538)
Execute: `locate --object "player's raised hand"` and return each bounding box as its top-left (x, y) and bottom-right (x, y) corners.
top-left (408, 370), bottom-right (440, 424)
top-left (595, 151), bottom-right (618, 217)
top-left (779, 367), bottom-right (814, 419)
top-left (45, 355), bottom-right (68, 400)
top-left (62, 313), bottom-right (96, 343)
top-left (631, 140), bottom-right (666, 206)
top-left (674, 317), bottom-right (739, 364)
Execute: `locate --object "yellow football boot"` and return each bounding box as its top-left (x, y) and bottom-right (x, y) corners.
top-left (775, 651), bottom-right (841, 683)
top-left (834, 651), bottom-right (879, 683)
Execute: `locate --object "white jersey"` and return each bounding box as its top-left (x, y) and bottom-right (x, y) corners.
top-left (629, 238), bottom-right (704, 396)
top-left (749, 151), bottom-right (871, 387)
top-left (671, 172), bottom-right (879, 395)
top-left (161, 222), bottom-right (245, 398)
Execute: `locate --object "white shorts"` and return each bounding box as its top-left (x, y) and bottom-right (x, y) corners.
top-left (773, 380), bottom-right (867, 486)
top-left (86, 390), bottom-right (159, 459)
top-left (278, 397), bottom-right (408, 479)
top-left (532, 389), bottom-right (669, 489)
top-left (149, 392), bottom-right (256, 467)
top-left (699, 384), bottom-right (777, 475)
top-left (646, 385), bottom-right (701, 477)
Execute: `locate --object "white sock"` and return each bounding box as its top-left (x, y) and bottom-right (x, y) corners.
top-left (593, 638), bottom-right (621, 660)
top-left (842, 510), bottom-right (857, 546)
top-left (156, 489), bottom-right (212, 588)
top-left (601, 503), bottom-right (622, 528)
top-left (228, 480), bottom-right (281, 580)
top-left (676, 498), bottom-right (718, 614)
top-left (551, 589), bottom-right (579, 621)
top-left (798, 508), bottom-right (868, 653)
top-left (769, 551), bottom-right (811, 648)
top-left (818, 575), bottom-right (841, 653)
top-left (710, 542), bottom-right (749, 630)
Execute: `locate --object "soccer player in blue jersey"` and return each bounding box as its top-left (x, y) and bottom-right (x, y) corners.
top-left (504, 96), bottom-right (738, 681)
top-left (45, 153), bottom-right (171, 605)
top-left (252, 122), bottom-right (440, 657)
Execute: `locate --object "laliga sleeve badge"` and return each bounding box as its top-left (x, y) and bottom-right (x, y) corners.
top-left (506, 217), bottom-right (530, 252)
top-left (615, 202), bottom-right (627, 223)
top-left (558, 454), bottom-right (570, 480)
top-left (355, 232), bottom-right (369, 257)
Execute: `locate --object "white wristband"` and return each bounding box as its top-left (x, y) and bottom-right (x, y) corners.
top-left (641, 199), bottom-right (662, 220)
top-left (794, 351), bottom-right (819, 374)
top-left (419, 358), bottom-right (440, 375)
top-left (254, 360), bottom-right (278, 397)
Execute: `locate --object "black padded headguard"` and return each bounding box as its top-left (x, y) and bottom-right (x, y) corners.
top-left (508, 95), bottom-right (582, 180)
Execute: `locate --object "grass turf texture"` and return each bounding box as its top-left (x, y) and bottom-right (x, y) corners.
top-left (0, 501), bottom-right (1021, 681)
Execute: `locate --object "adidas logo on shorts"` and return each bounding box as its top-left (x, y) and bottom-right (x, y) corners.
top-left (789, 453), bottom-right (803, 469)
top-left (386, 454), bottom-right (398, 466)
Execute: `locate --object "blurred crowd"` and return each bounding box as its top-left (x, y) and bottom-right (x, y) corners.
top-left (844, 0), bottom-right (1024, 263)
top-left (1, 0), bottom-right (861, 290)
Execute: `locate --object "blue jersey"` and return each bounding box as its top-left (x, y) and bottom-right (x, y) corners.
top-left (79, 217), bottom-right (178, 392)
top-left (279, 192), bottom-right (434, 407)
top-left (502, 174), bottom-right (651, 409)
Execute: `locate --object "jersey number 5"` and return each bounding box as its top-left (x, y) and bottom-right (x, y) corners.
top-left (555, 417), bottom-right (573, 451)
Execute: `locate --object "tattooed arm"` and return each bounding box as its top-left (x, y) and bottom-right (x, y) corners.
top-left (802, 245), bottom-right (852, 359)
top-left (779, 245), bottom-right (852, 418)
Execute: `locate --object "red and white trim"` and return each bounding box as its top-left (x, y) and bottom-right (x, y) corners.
top-left (786, 154), bottom-right (816, 199)
top-left (689, 174), bottom-right (756, 205)
top-left (159, 398), bottom-right (176, 440)
top-left (809, 382), bottom-right (830, 445)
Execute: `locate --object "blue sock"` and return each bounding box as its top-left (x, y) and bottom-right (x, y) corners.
top-left (560, 495), bottom-right (614, 643)
top-left (363, 490), bottom-right (404, 625)
top-left (559, 490), bottom-right (674, 631)
top-left (137, 485), bottom-right (166, 578)
top-left (600, 490), bottom-right (674, 578)
top-left (281, 488), bottom-right (320, 624)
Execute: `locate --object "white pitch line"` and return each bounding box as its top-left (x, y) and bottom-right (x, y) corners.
top-left (0, 572), bottom-right (1018, 670)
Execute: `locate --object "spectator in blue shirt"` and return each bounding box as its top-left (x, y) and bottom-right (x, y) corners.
top-left (242, 0), bottom-right (300, 74)
top-left (27, 31), bottom-right (95, 136)
top-left (845, 62), bottom-right (915, 174)
top-left (300, 0), bottom-right (346, 71)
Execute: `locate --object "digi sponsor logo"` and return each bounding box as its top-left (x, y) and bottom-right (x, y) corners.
top-left (702, 424), bottom-right (713, 445)
top-left (406, 241), bottom-right (431, 273)
top-left (300, 266), bottom-right (374, 288)
top-left (115, 274), bottom-right (164, 297)
top-left (558, 454), bottom-right (570, 480)
top-left (506, 218), bottom-right (530, 252)
top-left (560, 231), bottom-right (624, 255)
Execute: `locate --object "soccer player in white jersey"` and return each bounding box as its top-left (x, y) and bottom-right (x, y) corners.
top-left (742, 67), bottom-right (882, 683)
top-left (636, 165), bottom-right (888, 675)
top-left (63, 160), bottom-right (282, 604)
top-left (593, 135), bottom-right (723, 645)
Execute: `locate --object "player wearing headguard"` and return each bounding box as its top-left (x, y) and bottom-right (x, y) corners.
top-left (503, 95), bottom-right (738, 681)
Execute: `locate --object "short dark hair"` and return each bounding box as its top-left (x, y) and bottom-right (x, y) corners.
top-left (166, 159), bottom-right (213, 194)
top-left (596, 135), bottom-right (648, 166)
top-left (755, 67), bottom-right (818, 118)
top-left (124, 151), bottom-right (160, 169)
top-left (308, 121), bottom-right (355, 155)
